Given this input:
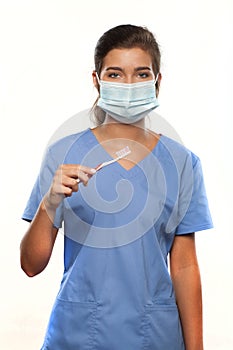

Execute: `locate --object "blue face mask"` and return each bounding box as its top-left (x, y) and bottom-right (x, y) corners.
top-left (96, 76), bottom-right (159, 124)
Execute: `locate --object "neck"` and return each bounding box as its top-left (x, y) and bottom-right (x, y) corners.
top-left (101, 115), bottom-right (147, 141)
top-left (91, 115), bottom-right (160, 171)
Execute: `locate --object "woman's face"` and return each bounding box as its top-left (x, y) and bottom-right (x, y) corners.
top-left (96, 47), bottom-right (156, 84)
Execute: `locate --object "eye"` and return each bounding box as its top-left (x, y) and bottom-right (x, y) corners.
top-left (138, 72), bottom-right (149, 78)
top-left (137, 71), bottom-right (155, 79)
top-left (108, 72), bottom-right (120, 78)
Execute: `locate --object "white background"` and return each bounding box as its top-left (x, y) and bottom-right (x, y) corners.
top-left (0, 0), bottom-right (232, 349)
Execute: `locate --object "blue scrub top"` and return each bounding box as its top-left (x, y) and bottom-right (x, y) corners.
top-left (22, 128), bottom-right (213, 350)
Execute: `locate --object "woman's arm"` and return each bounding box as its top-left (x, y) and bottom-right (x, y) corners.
top-left (20, 164), bottom-right (96, 277)
top-left (20, 199), bottom-right (59, 277)
top-left (170, 233), bottom-right (204, 350)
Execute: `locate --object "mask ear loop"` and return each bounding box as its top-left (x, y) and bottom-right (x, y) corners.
top-left (95, 72), bottom-right (101, 85)
top-left (94, 71), bottom-right (101, 97)
top-left (155, 72), bottom-right (160, 95)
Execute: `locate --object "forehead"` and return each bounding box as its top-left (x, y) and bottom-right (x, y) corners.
top-left (102, 47), bottom-right (153, 69)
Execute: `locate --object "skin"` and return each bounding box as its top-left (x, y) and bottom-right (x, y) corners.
top-left (20, 47), bottom-right (204, 349)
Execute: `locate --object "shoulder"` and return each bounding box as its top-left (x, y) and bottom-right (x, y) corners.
top-left (48, 128), bottom-right (90, 150)
top-left (159, 135), bottom-right (200, 167)
top-left (41, 128), bottom-right (92, 164)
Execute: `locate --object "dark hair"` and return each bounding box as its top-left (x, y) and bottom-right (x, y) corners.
top-left (92, 24), bottom-right (161, 125)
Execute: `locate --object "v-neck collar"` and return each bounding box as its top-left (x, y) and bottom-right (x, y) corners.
top-left (86, 128), bottom-right (163, 176)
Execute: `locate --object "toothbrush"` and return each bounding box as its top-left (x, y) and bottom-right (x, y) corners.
top-left (77, 146), bottom-right (131, 183)
top-left (95, 146), bottom-right (131, 171)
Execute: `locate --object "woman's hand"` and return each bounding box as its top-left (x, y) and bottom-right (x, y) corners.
top-left (44, 164), bottom-right (97, 210)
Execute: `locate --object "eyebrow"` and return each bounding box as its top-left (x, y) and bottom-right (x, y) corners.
top-left (105, 67), bottom-right (123, 71)
top-left (105, 66), bottom-right (152, 72)
top-left (135, 66), bottom-right (152, 71)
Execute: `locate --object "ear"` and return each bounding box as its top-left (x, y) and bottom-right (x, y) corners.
top-left (92, 70), bottom-right (99, 90)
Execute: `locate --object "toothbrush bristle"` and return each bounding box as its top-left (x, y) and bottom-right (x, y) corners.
top-left (116, 146), bottom-right (131, 158)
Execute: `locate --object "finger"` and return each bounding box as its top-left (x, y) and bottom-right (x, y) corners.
top-left (62, 165), bottom-right (96, 178)
top-left (62, 175), bottom-right (79, 188)
top-left (61, 171), bottom-right (89, 188)
top-left (76, 166), bottom-right (96, 185)
top-left (78, 165), bottom-right (97, 177)
top-left (77, 170), bottom-right (91, 186)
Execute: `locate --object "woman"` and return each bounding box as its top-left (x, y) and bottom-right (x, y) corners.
top-left (20, 24), bottom-right (213, 349)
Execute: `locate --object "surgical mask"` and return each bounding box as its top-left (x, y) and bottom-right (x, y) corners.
top-left (96, 75), bottom-right (159, 124)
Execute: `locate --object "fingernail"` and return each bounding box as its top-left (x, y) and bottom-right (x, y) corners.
top-left (90, 168), bottom-right (96, 174)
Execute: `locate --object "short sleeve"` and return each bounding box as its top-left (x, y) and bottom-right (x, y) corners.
top-left (22, 147), bottom-right (64, 229)
top-left (175, 154), bottom-right (213, 235)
